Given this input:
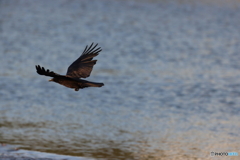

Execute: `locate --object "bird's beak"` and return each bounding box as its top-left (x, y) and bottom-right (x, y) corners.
top-left (49, 79), bottom-right (53, 82)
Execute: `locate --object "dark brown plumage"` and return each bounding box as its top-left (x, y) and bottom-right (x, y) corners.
top-left (36, 43), bottom-right (104, 91)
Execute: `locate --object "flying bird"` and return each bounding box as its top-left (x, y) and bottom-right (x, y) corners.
top-left (36, 43), bottom-right (104, 91)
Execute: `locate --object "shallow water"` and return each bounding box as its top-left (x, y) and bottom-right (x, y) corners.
top-left (1, 0), bottom-right (240, 159)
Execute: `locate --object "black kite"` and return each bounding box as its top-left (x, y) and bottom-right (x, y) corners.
top-left (36, 43), bottom-right (104, 91)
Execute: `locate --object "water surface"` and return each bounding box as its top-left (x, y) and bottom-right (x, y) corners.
top-left (0, 0), bottom-right (240, 159)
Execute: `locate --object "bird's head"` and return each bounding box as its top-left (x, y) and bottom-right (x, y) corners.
top-left (49, 78), bottom-right (54, 82)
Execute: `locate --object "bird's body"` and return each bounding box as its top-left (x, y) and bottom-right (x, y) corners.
top-left (36, 43), bottom-right (104, 91)
top-left (49, 77), bottom-right (103, 91)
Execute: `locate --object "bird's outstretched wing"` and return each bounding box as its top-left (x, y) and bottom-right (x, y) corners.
top-left (66, 43), bottom-right (102, 79)
top-left (36, 65), bottom-right (60, 77)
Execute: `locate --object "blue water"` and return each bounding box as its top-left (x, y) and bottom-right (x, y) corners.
top-left (0, 0), bottom-right (240, 159)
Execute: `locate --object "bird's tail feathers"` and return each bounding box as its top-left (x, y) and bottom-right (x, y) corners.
top-left (86, 82), bottom-right (104, 87)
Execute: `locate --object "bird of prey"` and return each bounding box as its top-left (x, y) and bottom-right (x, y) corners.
top-left (36, 43), bottom-right (104, 91)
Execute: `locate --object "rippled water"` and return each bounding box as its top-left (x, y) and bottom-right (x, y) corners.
top-left (1, 0), bottom-right (240, 159)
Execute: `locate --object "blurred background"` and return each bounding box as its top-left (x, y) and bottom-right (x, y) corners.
top-left (0, 0), bottom-right (240, 159)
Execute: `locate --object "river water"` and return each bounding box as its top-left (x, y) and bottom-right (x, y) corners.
top-left (0, 0), bottom-right (240, 159)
